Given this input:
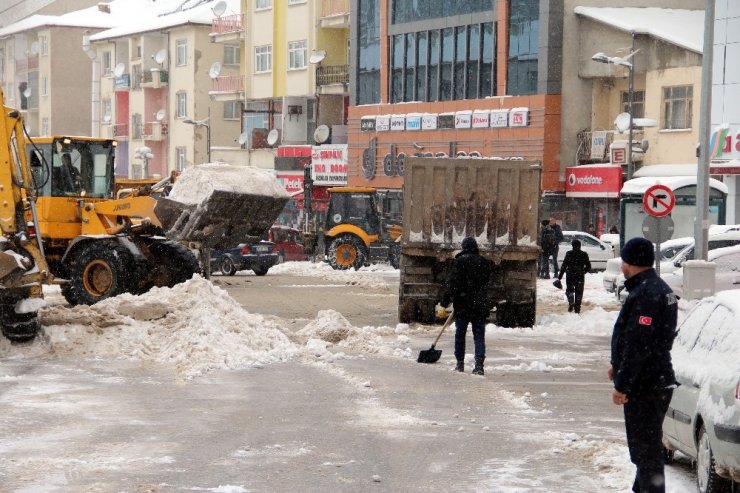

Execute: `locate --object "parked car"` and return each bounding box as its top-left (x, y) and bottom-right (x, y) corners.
top-left (662, 289), bottom-right (740, 493)
top-left (557, 231), bottom-right (615, 271)
top-left (210, 240), bottom-right (279, 276)
top-left (661, 245), bottom-right (740, 298)
top-left (268, 225), bottom-right (307, 262)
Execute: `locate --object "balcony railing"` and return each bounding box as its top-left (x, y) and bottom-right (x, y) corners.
top-left (321, 0), bottom-right (349, 17)
top-left (212, 14), bottom-right (244, 35)
top-left (211, 75), bottom-right (244, 93)
top-left (576, 129), bottom-right (644, 164)
top-left (113, 123), bottom-right (129, 137)
top-left (114, 74), bottom-right (130, 90)
top-left (316, 64), bottom-right (349, 86)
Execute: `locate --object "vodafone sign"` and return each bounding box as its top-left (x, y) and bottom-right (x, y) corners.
top-left (565, 166), bottom-right (623, 198)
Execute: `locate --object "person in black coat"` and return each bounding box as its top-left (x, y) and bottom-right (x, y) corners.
top-left (555, 239), bottom-right (591, 313)
top-left (539, 220), bottom-right (556, 278)
top-left (440, 237), bottom-right (492, 375)
top-left (609, 237), bottom-right (678, 493)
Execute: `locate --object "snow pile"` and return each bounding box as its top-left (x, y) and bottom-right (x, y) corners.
top-left (168, 163), bottom-right (289, 204)
top-left (33, 277), bottom-right (297, 378)
top-left (296, 310), bottom-right (397, 355)
top-left (270, 261), bottom-right (398, 290)
top-left (489, 307), bottom-right (617, 337)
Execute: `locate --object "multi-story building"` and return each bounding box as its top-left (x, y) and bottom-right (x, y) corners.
top-left (89, 0), bottom-right (242, 178)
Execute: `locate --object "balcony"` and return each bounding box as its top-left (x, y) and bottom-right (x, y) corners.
top-left (141, 69), bottom-right (168, 89)
top-left (576, 129), bottom-right (645, 165)
top-left (114, 74), bottom-right (131, 91)
top-left (113, 123), bottom-right (129, 138)
top-left (209, 75), bottom-right (244, 101)
top-left (319, 0), bottom-right (349, 28)
top-left (211, 14), bottom-right (245, 42)
top-left (316, 64), bottom-right (348, 94)
top-left (143, 121), bottom-right (168, 141)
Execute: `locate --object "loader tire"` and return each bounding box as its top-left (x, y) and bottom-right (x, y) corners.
top-left (62, 241), bottom-right (137, 306)
top-left (147, 240), bottom-right (200, 288)
top-left (0, 305), bottom-right (40, 343)
top-left (327, 234), bottom-right (364, 271)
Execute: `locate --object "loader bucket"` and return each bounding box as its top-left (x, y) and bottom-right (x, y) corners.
top-left (154, 164), bottom-right (290, 250)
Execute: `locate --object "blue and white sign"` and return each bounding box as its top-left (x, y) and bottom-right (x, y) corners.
top-left (406, 113), bottom-right (422, 131)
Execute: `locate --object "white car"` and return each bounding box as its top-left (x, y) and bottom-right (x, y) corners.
top-left (556, 231), bottom-right (615, 271)
top-left (662, 289), bottom-right (740, 493)
top-left (602, 236), bottom-right (694, 294)
top-left (661, 245), bottom-right (740, 298)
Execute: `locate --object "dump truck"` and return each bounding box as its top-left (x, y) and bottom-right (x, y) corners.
top-left (398, 157), bottom-right (541, 327)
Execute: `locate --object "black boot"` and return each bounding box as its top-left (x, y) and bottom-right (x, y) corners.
top-left (455, 360), bottom-right (464, 372)
top-left (472, 358), bottom-right (485, 375)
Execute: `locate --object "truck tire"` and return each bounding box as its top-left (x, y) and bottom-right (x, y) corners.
top-left (147, 240), bottom-right (200, 288)
top-left (496, 303), bottom-right (536, 328)
top-left (398, 299), bottom-right (415, 323)
top-left (0, 305), bottom-right (40, 343)
top-left (327, 234), bottom-right (364, 270)
top-left (220, 257), bottom-right (238, 276)
top-left (252, 266), bottom-right (269, 276)
top-left (62, 241), bottom-right (136, 306)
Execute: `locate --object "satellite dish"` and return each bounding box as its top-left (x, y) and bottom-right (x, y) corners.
top-left (456, 151), bottom-right (468, 157)
top-left (103, 111), bottom-right (112, 123)
top-left (212, 0), bottom-right (227, 16)
top-left (154, 49), bottom-right (167, 64)
top-left (614, 112), bottom-right (631, 133)
top-left (309, 50), bottom-right (326, 64)
top-left (435, 152), bottom-right (447, 158)
top-left (208, 61), bottom-right (221, 79)
top-left (22, 88), bottom-right (31, 98)
top-left (313, 125), bottom-right (331, 144)
top-left (155, 109), bottom-right (166, 121)
top-left (114, 63), bottom-right (125, 77)
top-left (30, 41), bottom-right (39, 55)
top-left (469, 151), bottom-right (482, 158)
top-left (266, 129), bottom-right (280, 146)
top-left (238, 132), bottom-right (249, 145)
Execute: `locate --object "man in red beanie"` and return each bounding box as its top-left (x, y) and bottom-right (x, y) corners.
top-left (609, 237), bottom-right (678, 493)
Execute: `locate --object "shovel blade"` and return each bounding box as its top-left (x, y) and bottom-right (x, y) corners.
top-left (417, 347), bottom-right (442, 364)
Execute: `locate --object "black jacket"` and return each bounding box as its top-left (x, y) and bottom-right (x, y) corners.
top-left (441, 249), bottom-right (492, 320)
top-left (558, 249), bottom-right (591, 280)
top-left (610, 269), bottom-right (678, 396)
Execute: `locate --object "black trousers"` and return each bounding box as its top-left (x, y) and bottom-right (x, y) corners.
top-left (565, 275), bottom-right (585, 313)
top-left (624, 388), bottom-right (673, 493)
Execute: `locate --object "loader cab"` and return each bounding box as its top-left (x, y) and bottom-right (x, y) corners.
top-left (28, 136), bottom-right (116, 199)
top-left (325, 187), bottom-right (381, 236)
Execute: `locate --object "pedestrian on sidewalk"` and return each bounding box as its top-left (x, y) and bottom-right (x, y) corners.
top-left (609, 237), bottom-right (678, 493)
top-left (549, 217), bottom-right (564, 277)
top-left (440, 237), bottom-right (492, 375)
top-left (555, 239), bottom-right (591, 313)
top-left (539, 220), bottom-right (556, 279)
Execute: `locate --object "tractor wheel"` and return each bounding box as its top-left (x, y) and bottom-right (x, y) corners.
top-left (146, 240), bottom-right (200, 288)
top-left (327, 235), bottom-right (364, 271)
top-left (62, 241), bottom-right (137, 306)
top-left (0, 303), bottom-right (40, 343)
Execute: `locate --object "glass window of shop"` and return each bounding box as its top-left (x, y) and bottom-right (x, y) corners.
top-left (416, 32), bottom-right (427, 101)
top-left (507, 0), bottom-right (539, 96)
top-left (356, 0), bottom-right (381, 105)
top-left (391, 35), bottom-right (404, 103)
top-left (392, 0), bottom-right (494, 24)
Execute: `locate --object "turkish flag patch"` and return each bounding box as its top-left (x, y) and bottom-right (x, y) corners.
top-left (638, 316), bottom-right (653, 326)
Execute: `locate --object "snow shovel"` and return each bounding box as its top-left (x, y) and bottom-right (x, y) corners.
top-left (417, 310), bottom-right (454, 364)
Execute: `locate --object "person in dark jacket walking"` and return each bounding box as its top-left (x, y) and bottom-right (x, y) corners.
top-left (549, 218), bottom-right (564, 276)
top-left (539, 220), bottom-right (556, 278)
top-left (555, 239), bottom-right (591, 313)
top-left (609, 237), bottom-right (678, 493)
top-left (440, 237), bottom-right (492, 375)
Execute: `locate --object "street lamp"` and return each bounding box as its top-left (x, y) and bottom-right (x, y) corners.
top-left (183, 115), bottom-right (211, 163)
top-left (592, 45), bottom-right (640, 180)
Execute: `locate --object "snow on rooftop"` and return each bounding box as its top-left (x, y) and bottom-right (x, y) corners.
top-left (621, 175), bottom-right (729, 195)
top-left (574, 7), bottom-right (704, 54)
top-left (632, 164), bottom-right (698, 177)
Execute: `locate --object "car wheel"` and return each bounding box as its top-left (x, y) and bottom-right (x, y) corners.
top-left (663, 446), bottom-right (675, 464)
top-left (252, 266), bottom-right (269, 276)
top-left (220, 257), bottom-right (237, 276)
top-left (697, 424), bottom-right (731, 493)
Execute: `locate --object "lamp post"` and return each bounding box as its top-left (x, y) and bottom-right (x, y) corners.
top-left (183, 113), bottom-right (211, 163)
top-left (592, 41), bottom-right (639, 180)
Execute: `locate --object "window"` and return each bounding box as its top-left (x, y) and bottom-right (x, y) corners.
top-left (102, 51), bottom-right (112, 75)
top-left (132, 113), bottom-right (143, 139)
top-left (621, 90), bottom-right (645, 119)
top-left (392, 0), bottom-right (493, 24)
top-left (40, 35), bottom-right (48, 55)
top-left (131, 64), bottom-right (141, 90)
top-left (41, 76), bottom-right (48, 96)
top-left (356, 0), bottom-right (381, 105)
top-left (255, 0), bottom-right (272, 9)
top-left (176, 39), bottom-right (187, 66)
top-left (223, 100), bottom-right (240, 120)
top-left (440, 28), bottom-right (453, 100)
top-left (176, 91), bottom-right (187, 118)
top-left (102, 99), bottom-right (112, 124)
top-left (391, 35), bottom-right (403, 103)
top-left (41, 117), bottom-right (49, 136)
top-left (255, 45), bottom-right (272, 73)
top-left (454, 26), bottom-right (466, 100)
top-left (404, 33), bottom-right (415, 101)
top-left (662, 85), bottom-right (693, 130)
top-left (416, 32), bottom-right (427, 102)
top-left (224, 45), bottom-right (240, 65)
top-left (288, 40), bottom-right (307, 69)
top-left (507, 0), bottom-right (539, 96)
top-left (176, 147), bottom-right (187, 171)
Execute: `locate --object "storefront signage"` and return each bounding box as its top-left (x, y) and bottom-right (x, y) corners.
top-left (509, 107), bottom-right (528, 127)
top-left (276, 171), bottom-right (304, 195)
top-left (455, 111), bottom-right (472, 129)
top-left (565, 165), bottom-right (623, 199)
top-left (376, 115), bottom-right (390, 131)
top-left (391, 115), bottom-right (405, 131)
top-left (361, 117), bottom-right (376, 132)
top-left (406, 113), bottom-right (421, 130)
top-left (438, 113), bottom-right (455, 129)
top-left (472, 110), bottom-right (490, 128)
top-left (590, 131), bottom-right (608, 160)
top-left (490, 110), bottom-right (509, 128)
top-left (311, 144), bottom-right (348, 186)
top-left (421, 113), bottom-right (437, 130)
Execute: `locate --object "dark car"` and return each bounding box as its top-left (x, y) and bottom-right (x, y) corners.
top-left (268, 225), bottom-right (307, 262)
top-left (210, 240), bottom-right (279, 276)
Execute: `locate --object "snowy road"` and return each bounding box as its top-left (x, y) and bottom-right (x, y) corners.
top-left (0, 263), bottom-right (700, 492)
